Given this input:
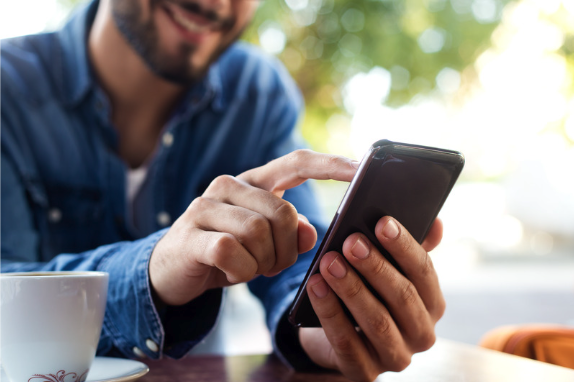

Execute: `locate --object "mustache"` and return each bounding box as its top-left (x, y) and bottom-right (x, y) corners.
top-left (178, 1), bottom-right (219, 22)
top-left (159, 0), bottom-right (221, 23)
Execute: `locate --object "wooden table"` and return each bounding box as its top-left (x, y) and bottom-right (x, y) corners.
top-left (140, 338), bottom-right (574, 381)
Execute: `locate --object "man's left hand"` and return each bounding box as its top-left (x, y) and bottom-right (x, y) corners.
top-left (299, 217), bottom-right (445, 382)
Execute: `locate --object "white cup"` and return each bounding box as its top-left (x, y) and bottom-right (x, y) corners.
top-left (1, 271), bottom-right (108, 382)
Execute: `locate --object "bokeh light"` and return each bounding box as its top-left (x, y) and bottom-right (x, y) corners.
top-left (3, 0), bottom-right (574, 292)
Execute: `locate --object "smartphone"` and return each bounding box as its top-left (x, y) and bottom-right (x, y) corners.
top-left (288, 139), bottom-right (465, 327)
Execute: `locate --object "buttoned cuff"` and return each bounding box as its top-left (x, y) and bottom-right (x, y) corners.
top-left (97, 229), bottom-right (222, 360)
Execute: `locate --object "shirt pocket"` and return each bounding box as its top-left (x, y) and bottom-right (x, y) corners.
top-left (41, 184), bottom-right (104, 257)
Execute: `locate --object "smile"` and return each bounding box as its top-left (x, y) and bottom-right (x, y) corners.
top-left (163, 2), bottom-right (218, 35)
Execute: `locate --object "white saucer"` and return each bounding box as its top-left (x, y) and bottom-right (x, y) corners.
top-left (86, 357), bottom-right (149, 382)
top-left (0, 357), bottom-right (149, 382)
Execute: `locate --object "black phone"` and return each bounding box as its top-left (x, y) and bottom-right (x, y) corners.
top-left (288, 139), bottom-right (465, 327)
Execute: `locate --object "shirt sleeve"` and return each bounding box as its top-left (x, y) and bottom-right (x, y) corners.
top-left (246, 67), bottom-right (330, 370)
top-left (1, 152), bottom-right (223, 360)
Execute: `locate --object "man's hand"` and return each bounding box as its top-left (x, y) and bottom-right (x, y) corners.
top-left (149, 149), bottom-right (358, 306)
top-left (299, 217), bottom-right (445, 382)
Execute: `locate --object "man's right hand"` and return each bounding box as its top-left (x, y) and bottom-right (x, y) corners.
top-left (149, 149), bottom-right (358, 306)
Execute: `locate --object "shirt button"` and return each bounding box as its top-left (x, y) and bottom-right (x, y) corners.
top-left (162, 132), bottom-right (174, 147)
top-left (157, 212), bottom-right (171, 227)
top-left (48, 208), bottom-right (62, 223)
top-left (146, 339), bottom-right (159, 352)
top-left (132, 346), bottom-right (147, 358)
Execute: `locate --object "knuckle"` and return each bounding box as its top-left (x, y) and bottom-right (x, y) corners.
top-left (417, 329), bottom-right (436, 352)
top-left (318, 303), bottom-right (343, 321)
top-left (278, 251), bottom-right (298, 271)
top-left (331, 335), bottom-right (356, 358)
top-left (229, 258), bottom-right (258, 284)
top-left (233, 267), bottom-right (256, 283)
top-left (211, 234), bottom-right (238, 264)
top-left (273, 201), bottom-right (298, 228)
top-left (210, 235), bottom-right (258, 284)
top-left (343, 277), bottom-right (364, 300)
top-left (391, 352), bottom-right (412, 372)
top-left (320, 155), bottom-right (342, 180)
top-left (244, 259), bottom-right (259, 280)
top-left (399, 282), bottom-right (419, 307)
top-left (323, 154), bottom-right (340, 170)
top-left (400, 236), bottom-right (416, 258)
top-left (419, 252), bottom-right (435, 278)
top-left (367, 314), bottom-right (393, 339)
top-left (212, 174), bottom-right (236, 191)
top-left (373, 257), bottom-right (392, 279)
top-left (290, 149), bottom-right (311, 162)
top-left (286, 253), bottom-right (298, 268)
top-left (405, 318), bottom-right (437, 352)
top-left (242, 214), bottom-right (271, 238)
top-left (383, 349), bottom-right (412, 373)
top-left (188, 196), bottom-right (209, 212)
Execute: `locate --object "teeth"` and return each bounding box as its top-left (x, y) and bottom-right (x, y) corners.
top-left (172, 10), bottom-right (210, 33)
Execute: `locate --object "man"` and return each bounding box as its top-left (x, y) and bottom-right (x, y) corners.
top-left (1, 0), bottom-right (445, 380)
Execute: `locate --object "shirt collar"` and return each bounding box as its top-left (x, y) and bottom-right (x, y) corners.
top-left (57, 0), bottom-right (97, 107)
top-left (57, 0), bottom-right (226, 112)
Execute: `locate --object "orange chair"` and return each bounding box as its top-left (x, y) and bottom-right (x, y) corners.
top-left (480, 325), bottom-right (574, 369)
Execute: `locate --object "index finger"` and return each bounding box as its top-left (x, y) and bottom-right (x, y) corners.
top-left (237, 149), bottom-right (358, 197)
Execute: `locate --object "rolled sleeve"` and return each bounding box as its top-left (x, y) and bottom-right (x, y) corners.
top-left (96, 229), bottom-right (166, 359)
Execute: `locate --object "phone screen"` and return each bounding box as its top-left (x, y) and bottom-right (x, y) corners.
top-left (288, 140), bottom-right (464, 327)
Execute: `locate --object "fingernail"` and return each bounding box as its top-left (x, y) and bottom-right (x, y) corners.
top-left (351, 237), bottom-right (369, 259)
top-left (382, 219), bottom-right (400, 239)
top-left (311, 279), bottom-right (329, 298)
top-left (351, 160), bottom-right (360, 169)
top-left (328, 256), bottom-right (347, 279)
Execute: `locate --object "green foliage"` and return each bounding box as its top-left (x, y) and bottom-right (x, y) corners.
top-left (242, 0), bottom-right (510, 151)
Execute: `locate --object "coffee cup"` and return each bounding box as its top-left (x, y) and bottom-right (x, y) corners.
top-left (1, 271), bottom-right (108, 382)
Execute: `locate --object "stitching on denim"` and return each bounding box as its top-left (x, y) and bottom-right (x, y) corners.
top-left (140, 231), bottom-right (168, 346)
top-left (96, 244), bottom-right (131, 354)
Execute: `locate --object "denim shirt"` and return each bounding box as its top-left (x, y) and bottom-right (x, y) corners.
top-left (1, 1), bottom-right (327, 366)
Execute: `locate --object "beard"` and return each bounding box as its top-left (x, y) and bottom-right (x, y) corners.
top-left (111, 0), bottom-right (236, 85)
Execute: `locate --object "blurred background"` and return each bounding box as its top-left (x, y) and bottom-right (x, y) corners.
top-left (3, 0), bottom-right (573, 355)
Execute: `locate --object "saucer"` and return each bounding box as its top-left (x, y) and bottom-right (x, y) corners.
top-left (0, 357), bottom-right (148, 382)
top-left (86, 357), bottom-right (149, 382)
